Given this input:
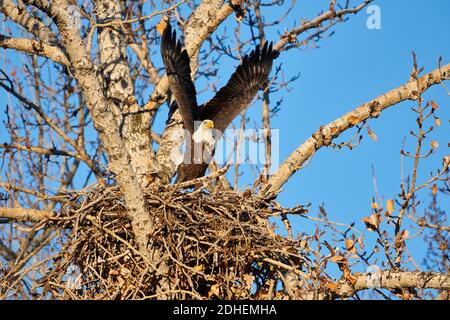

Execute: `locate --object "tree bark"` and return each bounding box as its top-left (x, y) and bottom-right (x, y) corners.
top-left (94, 0), bottom-right (159, 189)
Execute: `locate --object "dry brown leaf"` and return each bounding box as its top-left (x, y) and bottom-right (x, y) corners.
top-left (363, 213), bottom-right (382, 231)
top-left (432, 184), bottom-right (438, 196)
top-left (430, 100), bottom-right (439, 110)
top-left (431, 140), bottom-right (439, 149)
top-left (444, 156), bottom-right (450, 168)
top-left (345, 239), bottom-right (356, 253)
top-left (435, 118), bottom-right (441, 127)
top-left (439, 240), bottom-right (447, 251)
top-left (357, 235), bottom-right (364, 250)
top-left (395, 229), bottom-right (409, 249)
top-left (326, 281), bottom-right (339, 291)
top-left (386, 199), bottom-right (395, 215)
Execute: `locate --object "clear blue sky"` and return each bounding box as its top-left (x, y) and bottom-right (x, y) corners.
top-left (1, 0), bottom-right (449, 274)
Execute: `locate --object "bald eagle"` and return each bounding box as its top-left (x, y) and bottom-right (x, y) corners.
top-left (161, 23), bottom-right (277, 182)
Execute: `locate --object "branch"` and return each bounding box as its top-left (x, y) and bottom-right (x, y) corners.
top-left (173, 163), bottom-right (231, 189)
top-left (274, 0), bottom-right (374, 52)
top-left (0, 75), bottom-right (103, 177)
top-left (50, 0), bottom-right (157, 255)
top-left (1, 143), bottom-right (80, 159)
top-left (265, 63), bottom-right (450, 194)
top-left (93, 0), bottom-right (159, 189)
top-left (0, 182), bottom-right (70, 203)
top-left (0, 0), bottom-right (57, 43)
top-left (329, 270), bottom-right (450, 299)
top-left (0, 207), bottom-right (53, 223)
top-left (0, 35), bottom-right (68, 65)
top-left (90, 0), bottom-right (187, 29)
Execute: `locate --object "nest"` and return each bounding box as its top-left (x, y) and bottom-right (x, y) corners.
top-left (40, 181), bottom-right (310, 299)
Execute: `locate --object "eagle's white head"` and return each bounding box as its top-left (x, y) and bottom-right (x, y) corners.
top-left (193, 119), bottom-right (215, 146)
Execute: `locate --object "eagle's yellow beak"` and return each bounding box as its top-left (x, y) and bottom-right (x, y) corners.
top-left (203, 120), bottom-right (214, 129)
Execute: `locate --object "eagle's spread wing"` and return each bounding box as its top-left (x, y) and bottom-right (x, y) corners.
top-left (161, 23), bottom-right (198, 133)
top-left (200, 42), bottom-right (276, 132)
top-left (176, 43), bottom-right (277, 183)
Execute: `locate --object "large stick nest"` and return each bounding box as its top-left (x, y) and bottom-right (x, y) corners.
top-left (40, 182), bottom-right (310, 299)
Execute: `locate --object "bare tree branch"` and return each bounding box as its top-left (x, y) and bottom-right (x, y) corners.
top-left (0, 207), bottom-right (52, 222)
top-left (0, 0), bottom-right (57, 43)
top-left (0, 35), bottom-right (69, 65)
top-left (329, 270), bottom-right (450, 299)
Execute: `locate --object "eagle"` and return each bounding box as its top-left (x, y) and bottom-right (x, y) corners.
top-left (161, 23), bottom-right (277, 182)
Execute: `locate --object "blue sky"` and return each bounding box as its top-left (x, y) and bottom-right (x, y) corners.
top-left (1, 0), bottom-right (449, 274)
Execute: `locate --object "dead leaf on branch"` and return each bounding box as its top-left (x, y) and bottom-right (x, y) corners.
top-left (432, 184), bottom-right (438, 195)
top-left (430, 100), bottom-right (439, 110)
top-left (357, 235), bottom-right (364, 250)
top-left (345, 238), bottom-right (356, 254)
top-left (208, 283), bottom-right (221, 298)
top-left (394, 230), bottom-right (409, 249)
top-left (386, 199), bottom-right (395, 215)
top-left (435, 117), bottom-right (441, 127)
top-left (431, 140), bottom-right (439, 149)
top-left (363, 213), bottom-right (382, 232)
